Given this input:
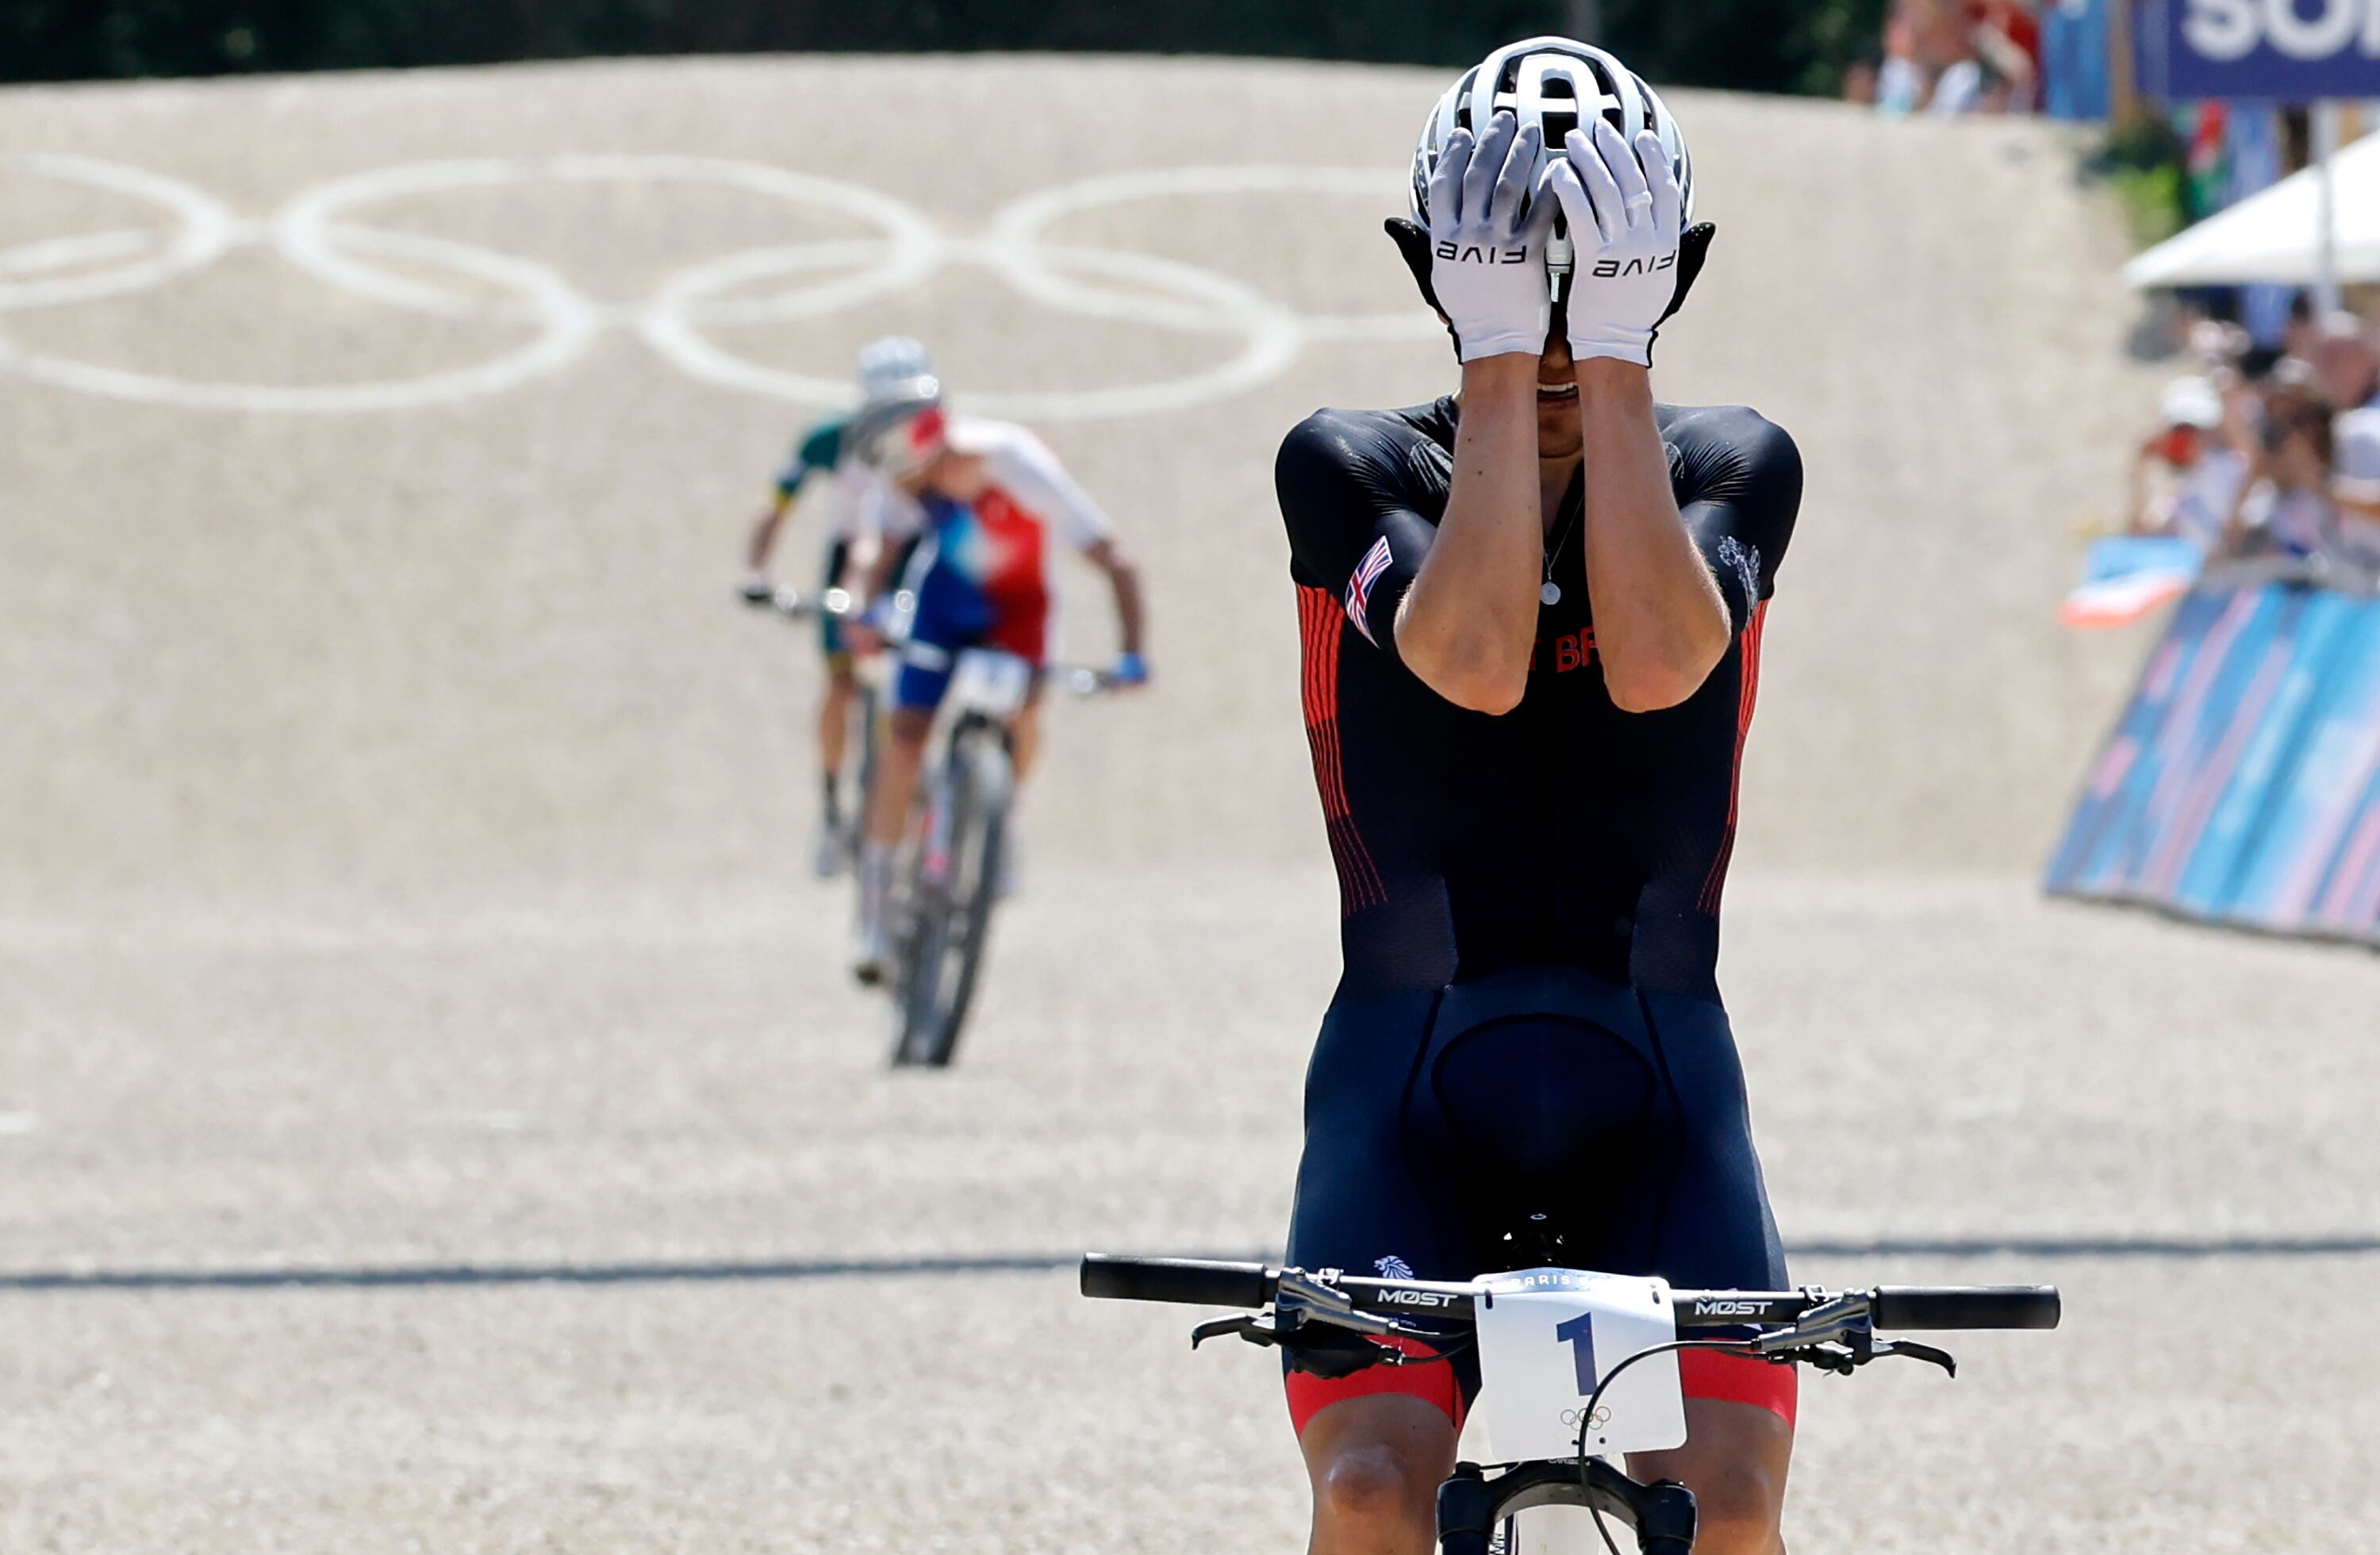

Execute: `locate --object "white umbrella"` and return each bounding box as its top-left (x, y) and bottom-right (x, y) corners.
top-left (2121, 129), bottom-right (2380, 290)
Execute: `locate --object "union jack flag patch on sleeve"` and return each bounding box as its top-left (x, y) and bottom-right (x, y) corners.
top-left (1345, 536), bottom-right (1394, 646)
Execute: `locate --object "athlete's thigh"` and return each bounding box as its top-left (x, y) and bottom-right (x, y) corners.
top-left (1641, 992), bottom-right (1787, 1290)
top-left (885, 705), bottom-right (935, 746)
top-left (1284, 989), bottom-right (1480, 1436)
top-left (1583, 992), bottom-right (1797, 1429)
top-left (1627, 1399), bottom-right (1791, 1554)
top-left (1284, 989), bottom-right (1457, 1293)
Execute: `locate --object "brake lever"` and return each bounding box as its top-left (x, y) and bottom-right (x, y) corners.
top-left (1776, 1332), bottom-right (1958, 1379)
top-left (1187, 1269), bottom-right (1445, 1380)
top-left (1188, 1308), bottom-right (1423, 1380)
top-left (1189, 1312), bottom-right (1274, 1350)
top-left (1874, 1338), bottom-right (1957, 1377)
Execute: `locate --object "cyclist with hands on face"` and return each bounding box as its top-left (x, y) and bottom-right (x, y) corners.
top-left (1276, 38), bottom-right (1802, 1555)
top-left (841, 384), bottom-right (1149, 985)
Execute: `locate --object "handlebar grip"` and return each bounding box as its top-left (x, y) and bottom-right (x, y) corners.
top-left (1871, 1285), bottom-right (2062, 1330)
top-left (1079, 1254), bottom-right (1273, 1308)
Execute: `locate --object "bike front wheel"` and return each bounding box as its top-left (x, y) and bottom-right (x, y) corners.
top-left (890, 727), bottom-right (1011, 1067)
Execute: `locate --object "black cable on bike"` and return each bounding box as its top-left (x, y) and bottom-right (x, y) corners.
top-left (1572, 1337), bottom-right (1767, 1555)
top-left (1390, 1333), bottom-right (1474, 1365)
top-left (1291, 1330), bottom-right (1472, 1378)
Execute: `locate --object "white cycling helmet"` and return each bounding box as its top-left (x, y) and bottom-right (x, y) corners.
top-left (848, 374), bottom-right (947, 478)
top-left (1410, 36), bottom-right (1694, 286)
top-left (856, 336), bottom-right (935, 399)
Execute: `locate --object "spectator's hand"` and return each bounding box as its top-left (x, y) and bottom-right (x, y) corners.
top-left (1384, 112), bottom-right (1555, 363)
top-left (1541, 121), bottom-right (1708, 367)
top-left (1109, 651), bottom-right (1150, 690)
top-left (739, 573), bottom-right (774, 607)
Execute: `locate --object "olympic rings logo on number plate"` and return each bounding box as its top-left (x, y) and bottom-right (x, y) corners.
top-left (0, 152), bottom-right (1436, 420)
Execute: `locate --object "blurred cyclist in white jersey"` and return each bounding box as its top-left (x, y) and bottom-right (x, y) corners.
top-left (739, 337), bottom-right (933, 876)
top-left (842, 379), bottom-right (1149, 983)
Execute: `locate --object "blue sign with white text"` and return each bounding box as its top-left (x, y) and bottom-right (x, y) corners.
top-left (2155, 0), bottom-right (2380, 100)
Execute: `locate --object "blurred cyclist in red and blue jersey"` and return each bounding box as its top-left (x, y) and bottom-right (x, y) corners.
top-left (843, 378), bottom-right (1147, 983)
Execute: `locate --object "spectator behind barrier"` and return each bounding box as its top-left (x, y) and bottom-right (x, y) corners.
top-left (2223, 377), bottom-right (2340, 562)
top-left (2335, 407), bottom-right (2380, 566)
top-left (1865, 0), bottom-right (2042, 114)
top-left (1876, 6), bottom-right (1925, 112)
top-left (1843, 51), bottom-right (1883, 106)
top-left (2314, 315), bottom-right (2380, 567)
top-left (1970, 0), bottom-right (2040, 110)
top-left (2129, 375), bottom-right (2246, 551)
top-left (2312, 312), bottom-right (2379, 413)
top-left (2182, 317), bottom-right (2252, 373)
top-left (2281, 293), bottom-right (2320, 367)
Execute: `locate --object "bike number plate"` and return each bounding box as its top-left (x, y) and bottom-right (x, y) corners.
top-left (1472, 1269), bottom-right (1687, 1461)
top-left (945, 649), bottom-right (1033, 719)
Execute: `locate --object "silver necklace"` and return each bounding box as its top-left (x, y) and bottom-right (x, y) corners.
top-left (1541, 501), bottom-right (1580, 607)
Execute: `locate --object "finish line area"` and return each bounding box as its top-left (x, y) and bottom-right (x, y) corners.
top-left (4, 56), bottom-right (2375, 1554)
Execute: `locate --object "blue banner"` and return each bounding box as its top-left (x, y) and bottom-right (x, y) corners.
top-left (2153, 0), bottom-right (2380, 102)
top-left (2047, 577), bottom-right (2380, 945)
top-left (2044, 0), bottom-right (2115, 119)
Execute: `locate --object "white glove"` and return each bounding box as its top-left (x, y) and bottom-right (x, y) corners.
top-left (1424, 112), bottom-right (1555, 363)
top-left (1538, 120), bottom-right (1685, 367)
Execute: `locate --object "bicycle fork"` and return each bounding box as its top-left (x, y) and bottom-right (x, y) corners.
top-left (919, 772), bottom-right (958, 889)
top-left (1436, 1459), bottom-right (1696, 1555)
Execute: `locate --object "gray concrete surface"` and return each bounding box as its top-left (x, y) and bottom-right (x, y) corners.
top-left (2, 55), bottom-right (2374, 1553)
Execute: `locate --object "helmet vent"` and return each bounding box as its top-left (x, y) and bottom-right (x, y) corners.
top-left (1408, 36), bottom-right (1695, 233)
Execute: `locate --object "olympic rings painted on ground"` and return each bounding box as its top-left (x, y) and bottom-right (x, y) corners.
top-left (0, 155), bottom-right (240, 313)
top-left (0, 156), bottom-right (599, 413)
top-left (273, 156), bottom-right (946, 328)
top-left (0, 152), bottom-right (1434, 420)
top-left (646, 233), bottom-right (1307, 421)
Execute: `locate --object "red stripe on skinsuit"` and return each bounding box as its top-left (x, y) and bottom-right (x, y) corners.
top-left (1297, 586), bottom-right (1385, 912)
top-left (1699, 601), bottom-right (1767, 915)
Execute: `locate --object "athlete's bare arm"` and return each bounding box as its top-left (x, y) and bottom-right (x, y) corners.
top-left (2126, 439), bottom-right (2161, 535)
top-left (1081, 536), bottom-right (1146, 659)
top-left (1575, 359), bottom-right (1732, 712)
top-left (744, 492), bottom-right (794, 574)
top-left (853, 537), bottom-right (899, 601)
top-left (832, 536), bottom-right (904, 656)
top-left (1393, 354), bottom-right (1544, 713)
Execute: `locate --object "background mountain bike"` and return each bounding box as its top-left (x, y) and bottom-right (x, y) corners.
top-left (885, 650), bottom-right (1121, 1067)
top-left (1081, 1254), bottom-right (2060, 1555)
top-left (766, 587), bottom-right (1119, 1065)
top-left (762, 584), bottom-right (895, 887)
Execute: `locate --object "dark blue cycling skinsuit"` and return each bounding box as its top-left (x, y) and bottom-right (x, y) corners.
top-left (1274, 394), bottom-right (1803, 1435)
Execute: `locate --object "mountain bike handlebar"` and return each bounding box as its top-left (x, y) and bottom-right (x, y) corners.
top-left (765, 585), bottom-right (865, 620)
top-left (769, 586), bottom-right (1130, 696)
top-left (1053, 666), bottom-right (1135, 696)
top-left (1079, 1254), bottom-right (2061, 1332)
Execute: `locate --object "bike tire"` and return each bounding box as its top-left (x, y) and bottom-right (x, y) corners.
top-left (889, 732), bottom-right (977, 1065)
top-left (917, 735), bottom-right (1009, 1066)
top-left (846, 682), bottom-right (880, 916)
top-left (889, 766), bottom-right (952, 1065)
top-left (891, 873), bottom-right (946, 1065)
